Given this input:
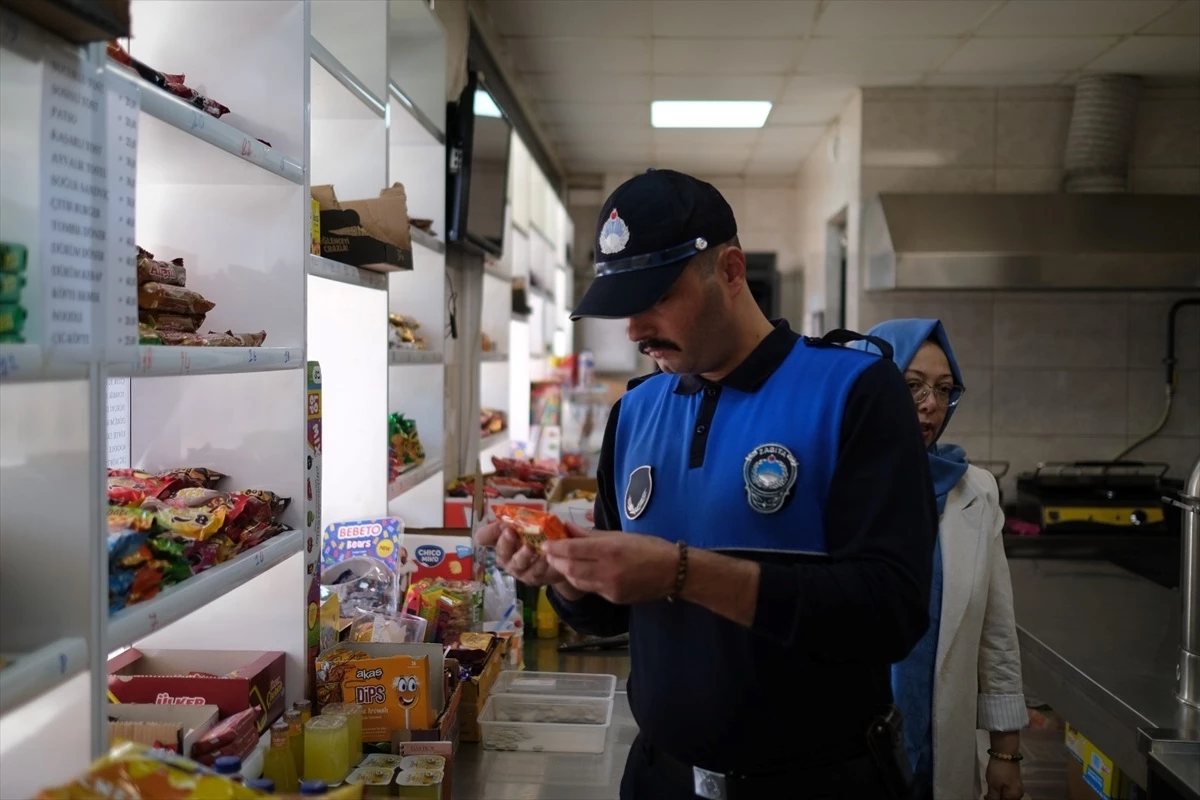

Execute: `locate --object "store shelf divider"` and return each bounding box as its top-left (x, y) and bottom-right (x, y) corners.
top-left (388, 349), bottom-right (443, 365)
top-left (0, 345), bottom-right (91, 383)
top-left (106, 529), bottom-right (303, 652)
top-left (109, 347), bottom-right (304, 377)
top-left (388, 81), bottom-right (445, 145)
top-left (104, 63), bottom-right (304, 184)
top-left (0, 637), bottom-right (89, 716)
top-left (308, 254), bottom-right (388, 290)
top-left (387, 458), bottom-right (444, 501)
top-left (409, 226), bottom-right (445, 254)
top-left (310, 36), bottom-right (386, 118)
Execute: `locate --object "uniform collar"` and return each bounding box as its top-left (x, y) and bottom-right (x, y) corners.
top-left (674, 319), bottom-right (799, 395)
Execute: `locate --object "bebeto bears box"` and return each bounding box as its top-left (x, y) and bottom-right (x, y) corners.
top-left (404, 529), bottom-right (481, 582)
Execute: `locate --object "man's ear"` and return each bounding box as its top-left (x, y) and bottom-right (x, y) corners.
top-left (718, 246), bottom-right (748, 292)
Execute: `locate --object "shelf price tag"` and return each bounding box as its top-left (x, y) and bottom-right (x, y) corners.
top-left (39, 43), bottom-right (108, 359)
top-left (106, 70), bottom-right (138, 357)
top-left (106, 377), bottom-right (131, 469)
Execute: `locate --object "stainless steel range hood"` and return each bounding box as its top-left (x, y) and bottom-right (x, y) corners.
top-left (862, 193), bottom-right (1200, 291)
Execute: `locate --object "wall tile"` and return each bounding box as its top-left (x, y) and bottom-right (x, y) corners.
top-left (1128, 369), bottom-right (1200, 438)
top-left (996, 100), bottom-right (1072, 166)
top-left (997, 86), bottom-right (1075, 102)
top-left (1123, 435), bottom-right (1200, 479)
top-left (991, 368), bottom-right (1128, 436)
top-left (858, 293), bottom-right (995, 367)
top-left (995, 168), bottom-right (1063, 192)
top-left (1129, 167), bottom-right (1200, 194)
top-left (861, 166), bottom-right (996, 195)
top-left (993, 299), bottom-right (1129, 368)
top-left (863, 100), bottom-right (996, 168)
top-left (1131, 99), bottom-right (1200, 168)
top-left (990, 434), bottom-right (1129, 494)
top-left (1127, 296), bottom-right (1200, 371)
top-left (954, 434), bottom-right (992, 461)
top-left (946, 366), bottom-right (992, 435)
top-left (862, 87), bottom-right (998, 103)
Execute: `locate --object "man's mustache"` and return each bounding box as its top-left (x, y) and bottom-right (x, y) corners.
top-left (638, 339), bottom-right (681, 354)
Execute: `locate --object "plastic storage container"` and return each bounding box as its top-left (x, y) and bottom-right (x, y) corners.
top-left (479, 693), bottom-right (613, 754)
top-left (492, 671), bottom-right (616, 699)
top-left (395, 769), bottom-right (444, 799)
top-left (347, 767), bottom-right (395, 797)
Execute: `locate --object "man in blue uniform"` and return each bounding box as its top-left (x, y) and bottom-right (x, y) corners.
top-left (476, 169), bottom-right (936, 800)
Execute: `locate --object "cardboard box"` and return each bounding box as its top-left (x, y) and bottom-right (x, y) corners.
top-left (107, 649), bottom-right (286, 734)
top-left (315, 642), bottom-right (444, 742)
top-left (312, 184), bottom-right (413, 273)
top-left (1064, 723), bottom-right (1135, 800)
top-left (339, 184), bottom-right (413, 252)
top-left (547, 476), bottom-right (598, 527)
top-left (107, 703), bottom-right (219, 756)
top-left (404, 528), bottom-right (479, 582)
top-left (456, 639), bottom-right (503, 743)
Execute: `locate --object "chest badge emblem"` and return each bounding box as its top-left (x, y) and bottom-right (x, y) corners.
top-left (624, 465), bottom-right (653, 521)
top-left (744, 444), bottom-right (799, 515)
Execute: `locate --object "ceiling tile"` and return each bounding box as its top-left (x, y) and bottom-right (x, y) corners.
top-left (506, 37), bottom-right (651, 74)
top-left (489, 1), bottom-right (652, 37)
top-left (1084, 36), bottom-right (1200, 75)
top-left (926, 72), bottom-right (1069, 86)
top-left (941, 37), bottom-right (1118, 72)
top-left (780, 76), bottom-right (858, 105)
top-left (815, 1), bottom-right (994, 36)
top-left (654, 151), bottom-right (752, 174)
top-left (536, 103), bottom-right (650, 126)
top-left (652, 75), bottom-right (785, 101)
top-left (756, 126), bottom-right (825, 151)
top-left (800, 37), bottom-right (960, 73)
top-left (768, 102), bottom-right (847, 125)
top-left (544, 125), bottom-right (653, 146)
top-left (1141, 0), bottom-right (1200, 34)
top-left (745, 150), bottom-right (807, 174)
top-left (976, 1), bottom-right (1178, 37)
top-left (561, 142), bottom-right (654, 163)
top-left (651, 0), bottom-right (818, 38)
top-left (654, 129), bottom-right (761, 150)
top-left (522, 72), bottom-right (653, 103)
top-left (653, 38), bottom-right (798, 74)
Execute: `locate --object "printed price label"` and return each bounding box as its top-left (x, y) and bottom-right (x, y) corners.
top-left (40, 44), bottom-right (107, 357)
top-left (106, 72), bottom-right (138, 355)
top-left (106, 377), bottom-right (131, 469)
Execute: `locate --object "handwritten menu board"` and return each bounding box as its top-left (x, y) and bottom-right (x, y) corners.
top-left (39, 44), bottom-right (108, 356)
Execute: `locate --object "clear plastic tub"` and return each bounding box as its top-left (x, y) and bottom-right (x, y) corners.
top-left (479, 694), bottom-right (613, 754)
top-left (491, 671), bottom-right (616, 699)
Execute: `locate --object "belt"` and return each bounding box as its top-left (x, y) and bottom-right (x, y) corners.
top-left (646, 740), bottom-right (880, 800)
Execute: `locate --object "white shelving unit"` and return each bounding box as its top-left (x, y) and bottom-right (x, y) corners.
top-left (0, 2), bottom-right (448, 796)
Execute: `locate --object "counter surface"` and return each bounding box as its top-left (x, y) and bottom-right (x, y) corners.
top-left (1009, 558), bottom-right (1197, 792)
top-left (453, 636), bottom-right (632, 799)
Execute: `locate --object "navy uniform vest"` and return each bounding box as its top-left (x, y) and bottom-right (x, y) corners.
top-left (614, 337), bottom-right (879, 552)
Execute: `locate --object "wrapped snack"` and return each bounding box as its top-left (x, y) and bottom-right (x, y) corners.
top-left (108, 506), bottom-right (155, 533)
top-left (138, 323), bottom-right (163, 345)
top-left (138, 282), bottom-right (216, 315)
top-left (35, 741), bottom-right (260, 800)
top-left (162, 467), bottom-right (227, 488)
top-left (140, 310), bottom-right (206, 332)
top-left (0, 241), bottom-right (28, 273)
top-left (0, 272), bottom-right (25, 303)
top-left (226, 330), bottom-right (267, 347)
top-left (0, 303), bottom-right (26, 335)
top-left (156, 330), bottom-right (243, 347)
top-left (492, 505), bottom-right (567, 552)
top-left (136, 248), bottom-right (187, 286)
top-left (107, 472), bottom-right (182, 506)
top-left (143, 495), bottom-right (229, 540)
top-left (108, 528), bottom-right (147, 565)
top-left (191, 707), bottom-right (260, 758)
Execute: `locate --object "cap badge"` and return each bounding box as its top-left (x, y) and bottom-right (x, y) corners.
top-left (598, 209), bottom-right (631, 256)
top-left (743, 444), bottom-right (799, 515)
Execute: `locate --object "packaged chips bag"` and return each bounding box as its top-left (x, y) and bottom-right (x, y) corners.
top-left (492, 505), bottom-right (567, 552)
top-left (35, 741), bottom-right (261, 799)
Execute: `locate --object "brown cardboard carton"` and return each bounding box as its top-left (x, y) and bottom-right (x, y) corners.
top-left (107, 703), bottom-right (219, 757)
top-left (456, 639), bottom-right (502, 743)
top-left (315, 642), bottom-right (444, 742)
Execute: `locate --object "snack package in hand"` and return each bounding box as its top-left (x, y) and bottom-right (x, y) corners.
top-left (492, 505), bottom-right (567, 552)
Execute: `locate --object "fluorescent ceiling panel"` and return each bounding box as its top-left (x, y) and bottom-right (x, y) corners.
top-left (651, 101), bottom-right (772, 129)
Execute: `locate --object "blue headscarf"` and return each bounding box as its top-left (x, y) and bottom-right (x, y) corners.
top-left (855, 319), bottom-right (968, 515)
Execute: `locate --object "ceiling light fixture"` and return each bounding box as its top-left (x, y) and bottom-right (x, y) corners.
top-left (651, 101), bottom-right (772, 129)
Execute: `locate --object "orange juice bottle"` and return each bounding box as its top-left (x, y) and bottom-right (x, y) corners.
top-left (295, 699), bottom-right (312, 724)
top-left (285, 709), bottom-right (305, 776)
top-left (262, 720), bottom-right (299, 793)
top-left (304, 714), bottom-right (350, 785)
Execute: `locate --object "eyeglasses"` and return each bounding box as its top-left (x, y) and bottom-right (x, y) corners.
top-left (907, 379), bottom-right (965, 408)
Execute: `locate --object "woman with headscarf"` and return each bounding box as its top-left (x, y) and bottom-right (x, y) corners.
top-left (857, 319), bottom-right (1026, 800)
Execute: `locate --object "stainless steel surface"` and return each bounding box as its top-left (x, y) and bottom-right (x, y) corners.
top-left (1179, 455), bottom-right (1200, 708)
top-left (1010, 558), bottom-right (1189, 788)
top-left (454, 637), bottom-right (633, 799)
top-left (1139, 729), bottom-right (1200, 800)
top-left (861, 193), bottom-right (1200, 290)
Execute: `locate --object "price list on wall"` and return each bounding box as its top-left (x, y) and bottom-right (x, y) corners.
top-left (106, 74), bottom-right (138, 355)
top-left (39, 45), bottom-right (108, 357)
top-left (106, 377), bottom-right (131, 469)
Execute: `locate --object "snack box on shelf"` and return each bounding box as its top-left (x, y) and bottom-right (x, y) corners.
top-left (320, 209), bottom-right (412, 273)
top-left (546, 476), bottom-right (598, 527)
top-left (491, 671), bottom-right (616, 700)
top-left (107, 649), bottom-right (286, 733)
top-left (478, 693), bottom-right (613, 754)
top-left (315, 642), bottom-right (444, 740)
top-left (106, 703), bottom-right (219, 757)
top-left (451, 635), bottom-right (503, 743)
top-left (404, 529), bottom-right (478, 583)
top-left (443, 482), bottom-right (547, 529)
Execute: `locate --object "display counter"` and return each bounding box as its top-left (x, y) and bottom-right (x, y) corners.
top-left (1009, 558), bottom-right (1199, 796)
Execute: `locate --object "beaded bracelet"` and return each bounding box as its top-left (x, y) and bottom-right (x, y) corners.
top-left (987, 749), bottom-right (1023, 763)
top-left (667, 541), bottom-right (688, 602)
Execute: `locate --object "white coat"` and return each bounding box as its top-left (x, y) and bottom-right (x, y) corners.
top-left (931, 465), bottom-right (1026, 800)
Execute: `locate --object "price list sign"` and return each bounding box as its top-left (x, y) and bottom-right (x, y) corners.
top-left (106, 76), bottom-right (138, 355)
top-left (39, 46), bottom-right (107, 357)
top-left (106, 377), bottom-right (131, 469)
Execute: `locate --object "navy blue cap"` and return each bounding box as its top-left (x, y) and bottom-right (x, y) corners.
top-left (572, 169), bottom-right (737, 320)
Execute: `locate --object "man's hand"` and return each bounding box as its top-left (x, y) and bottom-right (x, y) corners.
top-left (474, 520), bottom-right (566, 587)
top-left (984, 757), bottom-right (1024, 800)
top-left (542, 524), bottom-right (679, 605)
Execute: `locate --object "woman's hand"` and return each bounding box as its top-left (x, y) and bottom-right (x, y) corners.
top-left (984, 756), bottom-right (1024, 800)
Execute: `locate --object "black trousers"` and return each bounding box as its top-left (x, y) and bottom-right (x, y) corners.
top-left (620, 735), bottom-right (901, 800)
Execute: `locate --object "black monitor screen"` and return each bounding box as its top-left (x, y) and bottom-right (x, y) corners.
top-left (464, 86), bottom-right (511, 252)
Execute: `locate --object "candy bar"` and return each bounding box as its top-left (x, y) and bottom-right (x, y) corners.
top-left (138, 282), bottom-right (216, 315)
top-left (136, 248), bottom-right (187, 287)
top-left (140, 310), bottom-right (205, 332)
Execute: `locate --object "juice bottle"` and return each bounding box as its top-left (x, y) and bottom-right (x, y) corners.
top-left (285, 709), bottom-right (305, 776)
top-left (536, 586), bottom-right (559, 639)
top-left (299, 780), bottom-right (328, 796)
top-left (304, 714), bottom-right (350, 785)
top-left (214, 756), bottom-right (243, 783)
top-left (321, 702), bottom-right (363, 767)
top-left (262, 720), bottom-right (299, 793)
top-left (294, 699), bottom-right (312, 724)
top-left (245, 778), bottom-right (274, 794)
